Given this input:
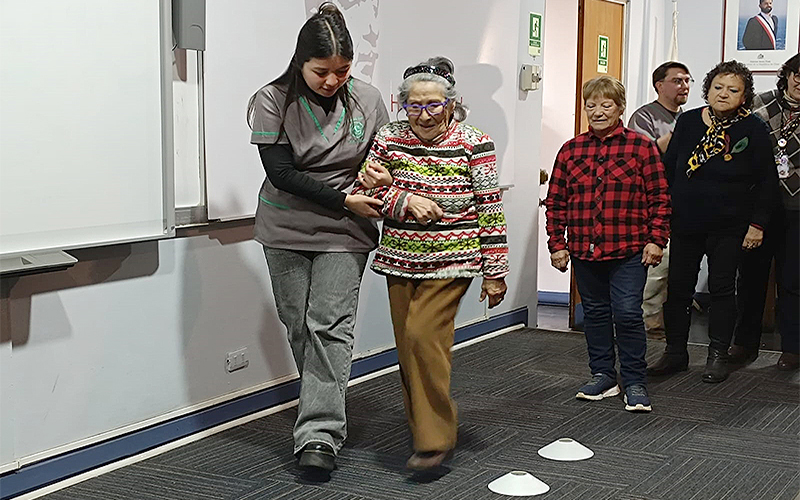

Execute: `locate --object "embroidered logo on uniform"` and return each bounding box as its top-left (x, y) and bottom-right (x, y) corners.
top-left (350, 117), bottom-right (365, 142)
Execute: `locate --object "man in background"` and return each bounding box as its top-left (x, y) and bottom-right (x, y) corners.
top-left (742, 0), bottom-right (778, 50)
top-left (628, 61), bottom-right (691, 345)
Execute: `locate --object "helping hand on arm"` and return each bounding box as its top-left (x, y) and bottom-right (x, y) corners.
top-left (357, 161), bottom-right (393, 189)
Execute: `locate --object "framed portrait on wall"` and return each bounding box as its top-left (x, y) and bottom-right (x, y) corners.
top-left (723, 0), bottom-right (800, 72)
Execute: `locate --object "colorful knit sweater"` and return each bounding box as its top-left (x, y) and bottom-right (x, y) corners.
top-left (352, 120), bottom-right (509, 280)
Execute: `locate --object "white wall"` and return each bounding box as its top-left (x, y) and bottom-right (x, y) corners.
top-left (0, 0), bottom-right (544, 471)
top-left (537, 0), bottom-right (578, 295)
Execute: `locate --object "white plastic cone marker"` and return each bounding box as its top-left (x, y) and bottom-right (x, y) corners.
top-left (537, 438), bottom-right (594, 461)
top-left (488, 471), bottom-right (550, 497)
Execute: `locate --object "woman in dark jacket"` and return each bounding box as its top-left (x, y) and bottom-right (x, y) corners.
top-left (649, 60), bottom-right (779, 383)
top-left (730, 54), bottom-right (800, 371)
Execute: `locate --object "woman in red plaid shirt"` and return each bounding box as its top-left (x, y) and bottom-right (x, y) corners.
top-left (545, 76), bottom-right (671, 412)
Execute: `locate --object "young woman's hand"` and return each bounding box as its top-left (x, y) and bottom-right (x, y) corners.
top-left (357, 161), bottom-right (393, 189)
top-left (480, 278), bottom-right (507, 308)
top-left (406, 194), bottom-right (443, 224)
top-left (345, 194), bottom-right (383, 218)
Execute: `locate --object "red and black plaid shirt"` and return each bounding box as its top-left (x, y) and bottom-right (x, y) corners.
top-left (545, 121), bottom-right (671, 261)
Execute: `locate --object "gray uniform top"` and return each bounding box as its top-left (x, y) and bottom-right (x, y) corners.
top-left (250, 78), bottom-right (389, 252)
top-left (628, 100), bottom-right (681, 143)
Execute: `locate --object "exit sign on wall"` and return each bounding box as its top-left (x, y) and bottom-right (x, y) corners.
top-left (597, 35), bottom-right (609, 73)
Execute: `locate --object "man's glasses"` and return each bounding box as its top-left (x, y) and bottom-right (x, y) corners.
top-left (402, 98), bottom-right (450, 117)
top-left (666, 77), bottom-right (694, 86)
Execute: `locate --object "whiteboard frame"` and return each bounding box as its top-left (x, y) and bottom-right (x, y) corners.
top-left (159, 0), bottom-right (177, 242)
top-left (0, 0), bottom-right (175, 258)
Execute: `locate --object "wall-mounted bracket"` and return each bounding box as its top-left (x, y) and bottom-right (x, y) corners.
top-left (520, 64), bottom-right (542, 91)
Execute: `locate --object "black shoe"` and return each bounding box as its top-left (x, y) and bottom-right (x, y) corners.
top-left (406, 450), bottom-right (450, 471)
top-left (298, 442), bottom-right (336, 471)
top-left (728, 345), bottom-right (758, 365)
top-left (777, 352), bottom-right (800, 371)
top-left (647, 351), bottom-right (689, 377)
top-left (702, 348), bottom-right (729, 383)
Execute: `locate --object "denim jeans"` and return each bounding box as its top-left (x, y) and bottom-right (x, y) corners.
top-left (263, 247), bottom-right (368, 455)
top-left (572, 253), bottom-right (648, 387)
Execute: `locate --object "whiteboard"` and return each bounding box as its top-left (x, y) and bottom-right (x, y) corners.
top-left (204, 0), bottom-right (306, 220)
top-left (0, 0), bottom-right (174, 256)
top-left (202, 0), bottom-right (517, 220)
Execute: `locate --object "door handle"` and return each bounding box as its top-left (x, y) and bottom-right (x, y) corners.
top-left (540, 169), bottom-right (549, 185)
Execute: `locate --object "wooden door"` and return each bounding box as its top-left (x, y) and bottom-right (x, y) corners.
top-left (569, 0), bottom-right (626, 329)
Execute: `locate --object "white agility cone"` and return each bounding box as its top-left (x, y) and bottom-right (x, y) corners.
top-left (537, 438), bottom-right (594, 461)
top-left (487, 471), bottom-right (550, 496)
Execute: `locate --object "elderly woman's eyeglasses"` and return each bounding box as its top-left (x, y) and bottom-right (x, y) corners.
top-left (402, 99), bottom-right (450, 117)
top-left (790, 72), bottom-right (800, 83)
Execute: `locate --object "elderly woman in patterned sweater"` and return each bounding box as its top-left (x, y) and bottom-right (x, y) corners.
top-left (353, 56), bottom-right (509, 471)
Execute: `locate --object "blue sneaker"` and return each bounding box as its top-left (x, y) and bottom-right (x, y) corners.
top-left (624, 384), bottom-right (652, 412)
top-left (576, 373), bottom-right (620, 400)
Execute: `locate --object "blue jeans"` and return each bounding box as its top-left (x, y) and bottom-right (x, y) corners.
top-left (572, 253), bottom-right (648, 387)
top-left (263, 247), bottom-right (368, 456)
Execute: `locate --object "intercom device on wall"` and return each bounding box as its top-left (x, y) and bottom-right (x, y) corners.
top-left (520, 64), bottom-right (542, 91)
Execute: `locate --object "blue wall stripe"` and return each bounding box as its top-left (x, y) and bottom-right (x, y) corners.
top-left (0, 307), bottom-right (527, 499)
top-left (537, 291), bottom-right (569, 306)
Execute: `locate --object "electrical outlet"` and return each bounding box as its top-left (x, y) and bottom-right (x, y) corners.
top-left (226, 347), bottom-right (249, 373)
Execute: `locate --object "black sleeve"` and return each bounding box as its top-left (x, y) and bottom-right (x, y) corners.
top-left (663, 113), bottom-right (686, 188)
top-left (749, 119), bottom-right (780, 229)
top-left (258, 144), bottom-right (347, 211)
top-left (742, 18), bottom-right (758, 50)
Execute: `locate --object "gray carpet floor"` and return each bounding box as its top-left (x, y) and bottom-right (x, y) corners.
top-left (42, 329), bottom-right (800, 500)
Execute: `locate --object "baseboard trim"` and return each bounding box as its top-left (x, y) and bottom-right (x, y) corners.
top-left (537, 291), bottom-right (569, 306)
top-left (0, 307), bottom-right (528, 499)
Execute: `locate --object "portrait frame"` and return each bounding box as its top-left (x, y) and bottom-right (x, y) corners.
top-left (723, 0), bottom-right (800, 72)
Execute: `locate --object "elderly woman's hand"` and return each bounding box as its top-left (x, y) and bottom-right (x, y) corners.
top-left (641, 243), bottom-right (663, 267)
top-left (344, 194), bottom-right (384, 218)
top-left (742, 225), bottom-right (764, 251)
top-left (550, 250), bottom-right (570, 272)
top-left (407, 194), bottom-right (443, 225)
top-left (480, 278), bottom-right (507, 308)
top-left (358, 161), bottom-right (393, 189)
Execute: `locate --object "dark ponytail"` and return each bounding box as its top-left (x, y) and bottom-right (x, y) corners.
top-left (247, 2), bottom-right (362, 142)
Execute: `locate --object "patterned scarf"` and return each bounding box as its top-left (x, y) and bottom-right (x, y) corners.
top-left (779, 91), bottom-right (800, 139)
top-left (686, 107), bottom-right (751, 178)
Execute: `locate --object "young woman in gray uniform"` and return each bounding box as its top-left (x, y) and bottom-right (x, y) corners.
top-left (246, 3), bottom-right (389, 473)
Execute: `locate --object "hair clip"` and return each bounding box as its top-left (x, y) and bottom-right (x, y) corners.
top-left (402, 65), bottom-right (456, 85)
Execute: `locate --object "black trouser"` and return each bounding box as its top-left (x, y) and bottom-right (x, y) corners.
top-left (734, 208), bottom-right (800, 354)
top-left (779, 211), bottom-right (800, 354)
top-left (664, 229), bottom-right (745, 354)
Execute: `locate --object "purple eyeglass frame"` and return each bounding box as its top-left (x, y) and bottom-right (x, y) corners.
top-left (402, 98), bottom-right (451, 116)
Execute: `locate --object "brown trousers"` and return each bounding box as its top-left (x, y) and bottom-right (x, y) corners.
top-left (386, 276), bottom-right (472, 452)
